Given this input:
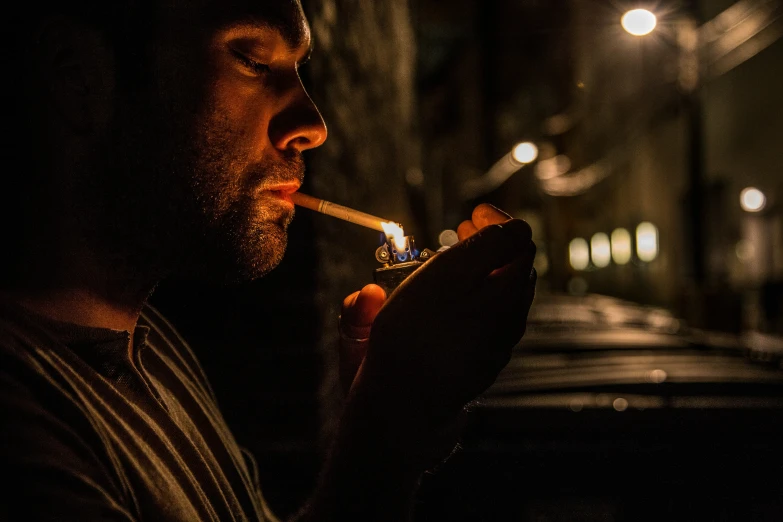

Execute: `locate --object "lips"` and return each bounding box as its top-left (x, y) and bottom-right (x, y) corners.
top-left (263, 181), bottom-right (301, 205)
top-left (266, 181), bottom-right (301, 195)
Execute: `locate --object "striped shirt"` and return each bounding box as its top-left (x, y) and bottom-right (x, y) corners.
top-left (0, 300), bottom-right (279, 521)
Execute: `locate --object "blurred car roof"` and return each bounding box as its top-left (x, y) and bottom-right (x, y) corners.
top-left (483, 292), bottom-right (783, 406)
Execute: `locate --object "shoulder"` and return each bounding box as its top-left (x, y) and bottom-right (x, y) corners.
top-left (0, 307), bottom-right (136, 521)
top-left (0, 301), bottom-right (72, 390)
top-left (138, 303), bottom-right (218, 401)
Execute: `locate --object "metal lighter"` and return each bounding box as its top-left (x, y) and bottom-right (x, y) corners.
top-left (372, 233), bottom-right (440, 296)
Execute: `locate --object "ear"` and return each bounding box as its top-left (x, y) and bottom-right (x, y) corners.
top-left (33, 16), bottom-right (115, 134)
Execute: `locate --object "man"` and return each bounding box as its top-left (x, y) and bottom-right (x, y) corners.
top-left (0, 0), bottom-right (537, 520)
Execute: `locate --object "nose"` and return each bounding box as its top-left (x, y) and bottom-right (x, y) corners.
top-left (269, 81), bottom-right (328, 152)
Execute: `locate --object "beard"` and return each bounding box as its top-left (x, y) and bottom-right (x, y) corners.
top-left (77, 82), bottom-right (304, 288)
top-left (174, 115), bottom-right (305, 284)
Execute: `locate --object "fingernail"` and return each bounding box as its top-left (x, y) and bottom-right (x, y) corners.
top-left (487, 204), bottom-right (513, 219)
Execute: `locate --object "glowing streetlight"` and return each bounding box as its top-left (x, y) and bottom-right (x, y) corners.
top-left (622, 9), bottom-right (657, 36)
top-left (740, 187), bottom-right (766, 212)
top-left (512, 142), bottom-right (539, 164)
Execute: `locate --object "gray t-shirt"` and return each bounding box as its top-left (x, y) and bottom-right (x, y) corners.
top-left (0, 300), bottom-right (279, 521)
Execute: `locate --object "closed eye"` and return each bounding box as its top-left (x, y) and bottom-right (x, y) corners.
top-left (230, 49), bottom-right (271, 75)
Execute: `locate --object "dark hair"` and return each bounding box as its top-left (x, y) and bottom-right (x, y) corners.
top-left (1, 1), bottom-right (154, 285)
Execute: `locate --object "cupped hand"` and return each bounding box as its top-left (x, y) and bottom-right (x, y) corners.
top-left (349, 203), bottom-right (537, 432)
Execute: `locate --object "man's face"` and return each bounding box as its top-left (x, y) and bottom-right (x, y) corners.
top-left (101, 0), bottom-right (326, 284)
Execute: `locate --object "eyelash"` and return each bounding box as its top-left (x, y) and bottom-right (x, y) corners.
top-left (231, 49), bottom-right (271, 75)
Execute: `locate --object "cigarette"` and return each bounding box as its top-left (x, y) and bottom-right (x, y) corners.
top-left (290, 192), bottom-right (393, 232)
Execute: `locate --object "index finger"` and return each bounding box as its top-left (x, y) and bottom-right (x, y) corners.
top-left (472, 203), bottom-right (513, 230)
top-left (424, 219), bottom-right (533, 284)
top-left (457, 204), bottom-right (513, 241)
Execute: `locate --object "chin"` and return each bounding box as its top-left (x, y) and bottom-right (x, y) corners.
top-left (225, 223), bottom-right (289, 284)
top-left (180, 220), bottom-right (289, 286)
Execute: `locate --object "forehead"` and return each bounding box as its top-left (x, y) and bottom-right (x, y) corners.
top-left (163, 0), bottom-right (310, 48)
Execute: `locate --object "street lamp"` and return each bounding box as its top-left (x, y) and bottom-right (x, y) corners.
top-left (512, 142), bottom-right (539, 164)
top-left (619, 7), bottom-right (704, 281)
top-left (621, 9), bottom-right (658, 36)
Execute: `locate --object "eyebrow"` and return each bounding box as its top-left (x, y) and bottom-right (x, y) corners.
top-left (222, 18), bottom-right (313, 57)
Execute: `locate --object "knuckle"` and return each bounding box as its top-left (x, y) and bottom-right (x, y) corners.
top-left (457, 220), bottom-right (475, 237)
top-left (472, 203), bottom-right (511, 224)
top-left (471, 203), bottom-right (492, 223)
top-left (508, 219), bottom-right (533, 243)
top-left (478, 219), bottom-right (532, 247)
top-left (475, 222), bottom-right (506, 242)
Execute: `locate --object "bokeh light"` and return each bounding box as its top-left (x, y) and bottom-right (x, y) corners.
top-left (621, 9), bottom-right (657, 36)
top-left (648, 369), bottom-right (668, 383)
top-left (611, 228), bottom-right (632, 265)
top-left (512, 142), bottom-right (539, 164)
top-left (569, 238), bottom-right (590, 270)
top-left (740, 187), bottom-right (766, 212)
top-left (613, 398), bottom-right (629, 411)
top-left (591, 233), bottom-right (611, 268)
top-left (636, 222), bottom-right (659, 262)
top-left (438, 229), bottom-right (459, 247)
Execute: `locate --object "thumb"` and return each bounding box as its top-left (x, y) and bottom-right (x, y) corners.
top-left (341, 284), bottom-right (387, 338)
top-left (339, 284), bottom-right (386, 394)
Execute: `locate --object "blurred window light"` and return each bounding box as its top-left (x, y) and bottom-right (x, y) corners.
top-left (622, 9), bottom-right (657, 36)
top-left (611, 228), bottom-right (632, 265)
top-left (591, 233), bottom-right (611, 268)
top-left (740, 187), bottom-right (766, 212)
top-left (569, 238), bottom-right (590, 270)
top-left (636, 222), bottom-right (659, 262)
top-left (512, 142), bottom-right (539, 164)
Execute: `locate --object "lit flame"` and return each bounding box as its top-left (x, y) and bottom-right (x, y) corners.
top-left (381, 221), bottom-right (407, 251)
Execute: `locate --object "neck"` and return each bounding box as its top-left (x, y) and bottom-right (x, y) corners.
top-left (3, 245), bottom-right (160, 334)
top-left (10, 287), bottom-right (144, 333)
top-left (5, 162), bottom-right (168, 334)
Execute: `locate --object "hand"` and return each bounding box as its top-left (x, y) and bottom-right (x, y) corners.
top-left (346, 203), bottom-right (537, 455)
top-left (338, 284), bottom-right (386, 395)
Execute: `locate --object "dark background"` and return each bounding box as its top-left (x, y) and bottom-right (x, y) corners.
top-left (150, 0), bottom-right (783, 518)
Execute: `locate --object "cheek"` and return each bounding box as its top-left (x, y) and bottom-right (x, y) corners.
top-left (209, 79), bottom-right (274, 155)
